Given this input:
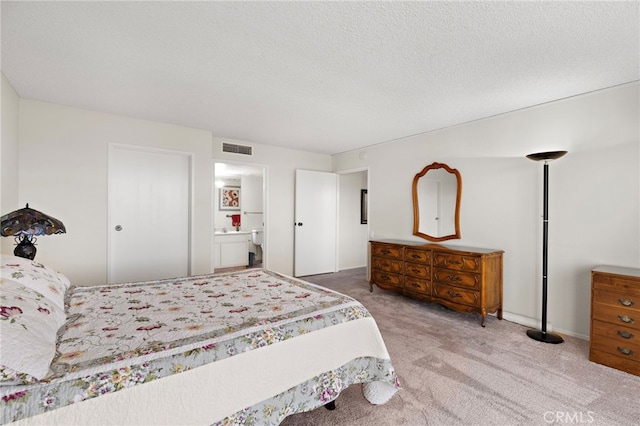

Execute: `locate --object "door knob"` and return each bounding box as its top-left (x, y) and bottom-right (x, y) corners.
top-left (115, 225), bottom-right (123, 231)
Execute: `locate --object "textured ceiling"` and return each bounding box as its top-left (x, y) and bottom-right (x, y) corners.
top-left (2, 1), bottom-right (638, 155)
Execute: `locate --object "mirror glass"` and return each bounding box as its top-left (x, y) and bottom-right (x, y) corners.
top-left (412, 162), bottom-right (461, 242)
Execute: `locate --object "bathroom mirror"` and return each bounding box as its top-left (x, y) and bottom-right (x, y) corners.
top-left (412, 162), bottom-right (461, 242)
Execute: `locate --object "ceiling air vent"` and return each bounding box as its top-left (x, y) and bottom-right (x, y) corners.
top-left (222, 142), bottom-right (253, 156)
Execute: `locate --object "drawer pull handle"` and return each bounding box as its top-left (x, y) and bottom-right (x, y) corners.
top-left (411, 254), bottom-right (421, 259)
top-left (617, 330), bottom-right (634, 339)
top-left (447, 259), bottom-right (462, 265)
top-left (617, 347), bottom-right (634, 356)
top-left (619, 298), bottom-right (635, 307)
top-left (447, 275), bottom-right (462, 282)
top-left (447, 290), bottom-right (461, 298)
top-left (411, 282), bottom-right (420, 288)
top-left (618, 315), bottom-right (635, 324)
top-left (412, 268), bottom-right (421, 273)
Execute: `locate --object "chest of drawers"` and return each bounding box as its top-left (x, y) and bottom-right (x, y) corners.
top-left (370, 242), bottom-right (404, 292)
top-left (590, 266), bottom-right (640, 376)
top-left (370, 240), bottom-right (503, 327)
top-left (404, 246), bottom-right (432, 297)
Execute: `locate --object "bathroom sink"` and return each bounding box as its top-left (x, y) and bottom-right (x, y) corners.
top-left (215, 230), bottom-right (250, 235)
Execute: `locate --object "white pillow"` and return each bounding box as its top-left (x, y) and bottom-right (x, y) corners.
top-left (0, 279), bottom-right (66, 381)
top-left (0, 255), bottom-right (71, 310)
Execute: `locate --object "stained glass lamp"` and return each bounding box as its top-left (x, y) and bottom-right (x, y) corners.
top-left (0, 203), bottom-right (66, 260)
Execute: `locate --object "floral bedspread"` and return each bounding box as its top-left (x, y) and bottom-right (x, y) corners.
top-left (1, 269), bottom-right (399, 424)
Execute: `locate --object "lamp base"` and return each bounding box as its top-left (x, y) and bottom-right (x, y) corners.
top-left (526, 329), bottom-right (564, 344)
top-left (14, 236), bottom-right (37, 260)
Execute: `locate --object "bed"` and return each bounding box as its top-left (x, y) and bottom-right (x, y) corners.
top-left (0, 255), bottom-right (399, 425)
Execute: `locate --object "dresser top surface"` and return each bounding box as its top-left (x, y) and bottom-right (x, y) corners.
top-left (592, 265), bottom-right (640, 278)
top-left (370, 239), bottom-right (503, 254)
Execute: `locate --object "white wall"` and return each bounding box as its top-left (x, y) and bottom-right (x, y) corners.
top-left (240, 174), bottom-right (264, 232)
top-left (17, 100), bottom-right (213, 286)
top-left (240, 174), bottom-right (265, 262)
top-left (338, 170), bottom-right (368, 270)
top-left (333, 82), bottom-right (640, 339)
top-left (5, 75), bottom-right (637, 338)
top-left (1, 73), bottom-right (20, 255)
top-left (4, 88), bottom-right (332, 282)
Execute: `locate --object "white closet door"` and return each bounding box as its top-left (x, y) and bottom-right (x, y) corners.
top-left (108, 145), bottom-right (191, 284)
top-left (294, 169), bottom-right (337, 277)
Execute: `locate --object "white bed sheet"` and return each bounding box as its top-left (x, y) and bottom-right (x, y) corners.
top-left (8, 316), bottom-right (397, 425)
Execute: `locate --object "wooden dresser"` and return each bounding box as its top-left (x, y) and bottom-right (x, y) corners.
top-left (370, 239), bottom-right (503, 327)
top-left (590, 266), bottom-right (640, 376)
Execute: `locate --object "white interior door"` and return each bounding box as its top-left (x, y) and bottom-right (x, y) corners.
top-left (419, 179), bottom-right (441, 236)
top-left (294, 169), bottom-right (337, 277)
top-left (109, 146), bottom-right (191, 284)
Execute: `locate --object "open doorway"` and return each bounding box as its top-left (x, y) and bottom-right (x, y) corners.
top-left (213, 161), bottom-right (266, 272)
top-left (337, 168), bottom-right (369, 271)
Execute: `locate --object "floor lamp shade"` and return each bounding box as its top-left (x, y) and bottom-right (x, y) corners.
top-left (526, 150), bottom-right (567, 344)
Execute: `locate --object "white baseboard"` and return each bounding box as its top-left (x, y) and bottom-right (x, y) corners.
top-left (501, 311), bottom-right (588, 341)
top-left (337, 265), bottom-right (367, 271)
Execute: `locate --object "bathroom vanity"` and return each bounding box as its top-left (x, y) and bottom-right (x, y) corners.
top-left (214, 231), bottom-right (251, 268)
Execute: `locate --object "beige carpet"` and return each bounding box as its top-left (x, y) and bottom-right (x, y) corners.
top-left (281, 268), bottom-right (639, 426)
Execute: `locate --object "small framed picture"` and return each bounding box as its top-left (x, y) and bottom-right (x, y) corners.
top-left (361, 189), bottom-right (368, 224)
top-left (219, 187), bottom-right (240, 210)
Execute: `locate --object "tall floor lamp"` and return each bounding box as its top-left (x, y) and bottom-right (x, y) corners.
top-left (526, 150), bottom-right (567, 344)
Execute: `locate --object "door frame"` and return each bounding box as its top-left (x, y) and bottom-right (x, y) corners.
top-left (107, 143), bottom-right (194, 284)
top-left (336, 166), bottom-right (370, 272)
top-left (212, 159), bottom-right (268, 271)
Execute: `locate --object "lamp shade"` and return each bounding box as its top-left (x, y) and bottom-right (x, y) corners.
top-left (526, 151), bottom-right (568, 162)
top-left (1, 204), bottom-right (66, 236)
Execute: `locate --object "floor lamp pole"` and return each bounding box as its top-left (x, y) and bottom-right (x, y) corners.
top-left (526, 150), bottom-right (567, 344)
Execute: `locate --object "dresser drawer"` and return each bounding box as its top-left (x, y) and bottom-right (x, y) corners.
top-left (433, 252), bottom-right (481, 272)
top-left (433, 268), bottom-right (480, 289)
top-left (404, 277), bottom-right (431, 295)
top-left (589, 349), bottom-right (640, 376)
top-left (371, 243), bottom-right (403, 259)
top-left (591, 319), bottom-right (638, 344)
top-left (592, 303), bottom-right (640, 331)
top-left (593, 273), bottom-right (640, 292)
top-left (371, 270), bottom-right (403, 291)
top-left (405, 263), bottom-right (430, 279)
top-left (433, 282), bottom-right (480, 307)
top-left (592, 286), bottom-right (640, 310)
top-left (372, 256), bottom-right (403, 274)
top-left (405, 248), bottom-right (431, 264)
top-left (590, 334), bottom-right (640, 363)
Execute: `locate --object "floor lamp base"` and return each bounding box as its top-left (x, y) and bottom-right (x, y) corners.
top-left (526, 329), bottom-right (564, 344)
